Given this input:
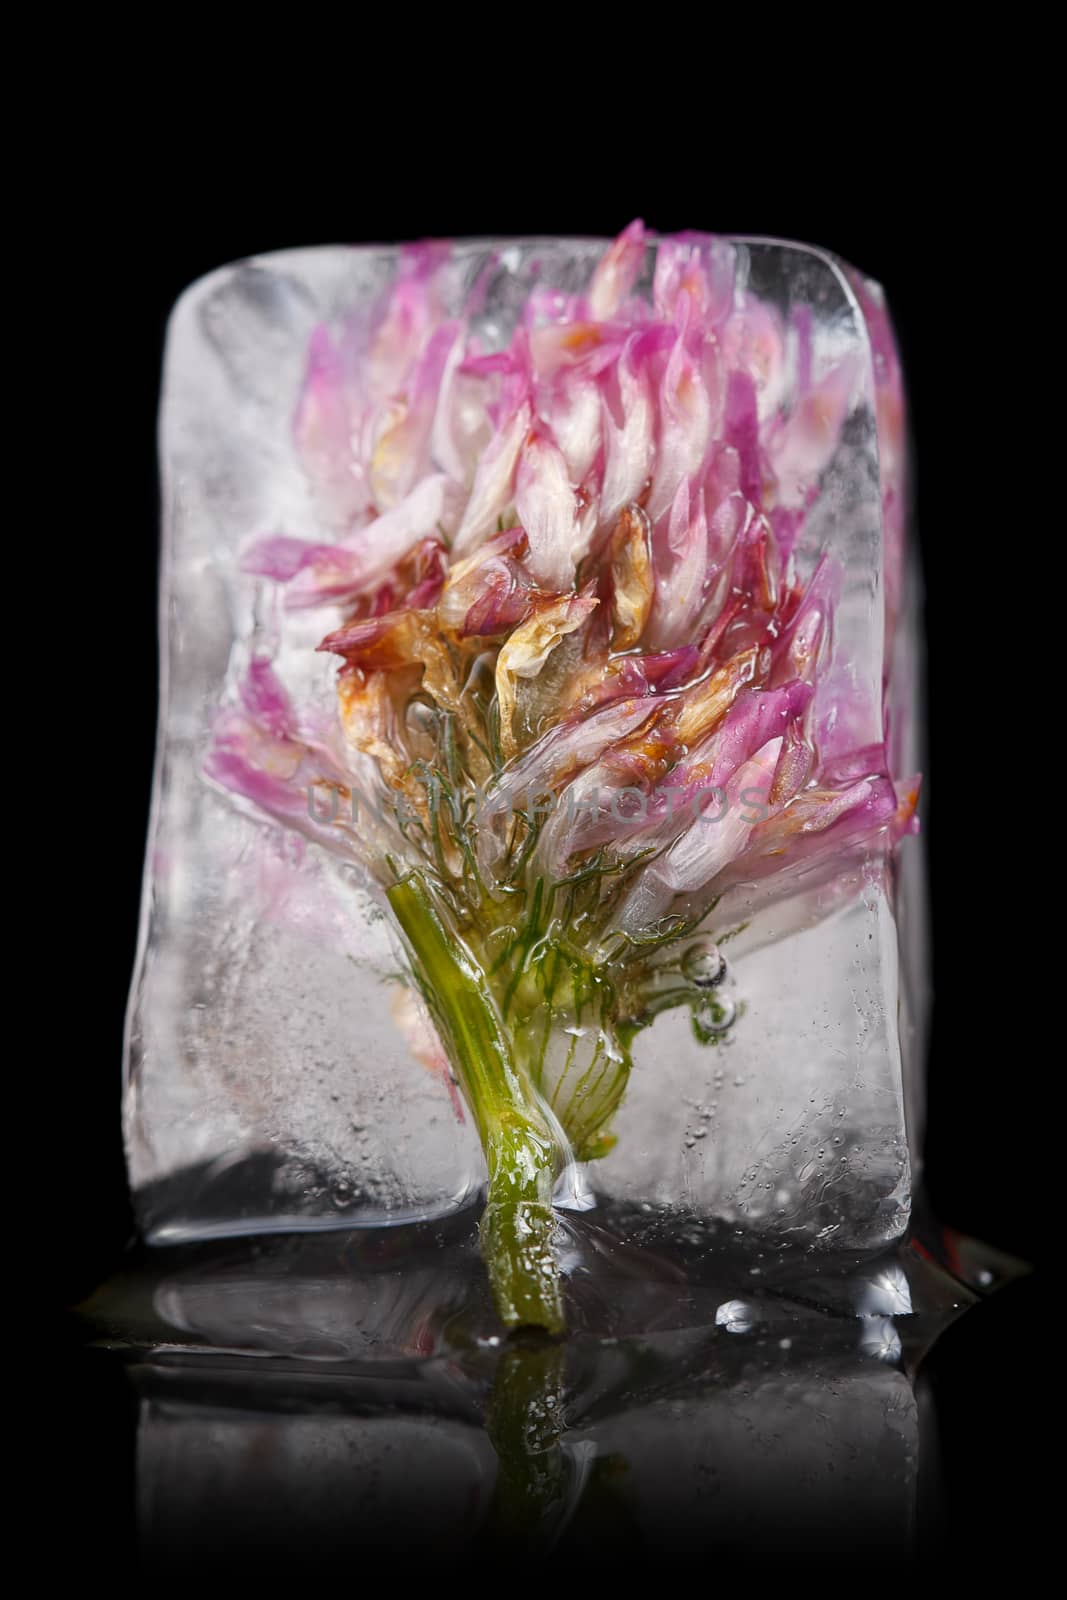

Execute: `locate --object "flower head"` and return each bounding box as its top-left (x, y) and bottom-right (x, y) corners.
top-left (206, 224), bottom-right (917, 1332)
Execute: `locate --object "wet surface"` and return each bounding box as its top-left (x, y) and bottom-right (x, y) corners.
top-left (56, 1201), bottom-right (1032, 1573)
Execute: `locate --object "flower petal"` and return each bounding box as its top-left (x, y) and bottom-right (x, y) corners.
top-left (599, 332), bottom-right (657, 531)
top-left (452, 388), bottom-right (532, 556)
top-left (647, 478), bottom-right (708, 650)
top-left (647, 325), bottom-right (714, 525)
top-left (587, 219), bottom-right (647, 320)
top-left (369, 321), bottom-right (461, 509)
top-left (767, 353), bottom-right (860, 508)
top-left (241, 535), bottom-right (347, 584)
top-left (495, 591), bottom-right (599, 760)
top-left (437, 526), bottom-right (535, 637)
top-left (286, 475), bottom-right (459, 610)
top-left (293, 326), bottom-right (369, 528)
top-left (514, 426), bottom-right (580, 591)
top-left (606, 503), bottom-right (654, 650)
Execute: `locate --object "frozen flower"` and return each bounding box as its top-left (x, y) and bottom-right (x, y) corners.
top-left (207, 223), bottom-right (917, 1334)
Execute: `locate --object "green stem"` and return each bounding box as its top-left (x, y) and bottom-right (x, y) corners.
top-left (387, 873), bottom-right (566, 1334)
top-left (484, 1336), bottom-right (570, 1546)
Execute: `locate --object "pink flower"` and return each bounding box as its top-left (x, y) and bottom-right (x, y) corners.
top-left (204, 222), bottom-right (919, 1335)
top-left (210, 218), bottom-right (916, 1043)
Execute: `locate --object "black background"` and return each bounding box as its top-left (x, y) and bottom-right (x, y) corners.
top-left (47, 116), bottom-right (1044, 1573)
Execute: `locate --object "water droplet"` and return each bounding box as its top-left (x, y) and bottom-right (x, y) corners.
top-left (715, 1299), bottom-right (754, 1334)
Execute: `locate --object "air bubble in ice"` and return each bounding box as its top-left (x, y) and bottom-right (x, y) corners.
top-left (691, 995), bottom-right (736, 1043)
top-left (682, 941), bottom-right (725, 989)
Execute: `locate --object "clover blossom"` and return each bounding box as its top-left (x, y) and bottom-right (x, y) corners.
top-left (208, 223), bottom-right (917, 1333)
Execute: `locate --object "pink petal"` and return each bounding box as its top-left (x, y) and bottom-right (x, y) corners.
top-left (653, 235), bottom-right (736, 328)
top-left (706, 682), bottom-right (813, 791)
top-left (587, 219), bottom-right (648, 320)
top-left (240, 657), bottom-right (297, 739)
top-left (600, 332), bottom-right (657, 532)
top-left (720, 295), bottom-right (788, 418)
top-left (718, 774), bottom-right (901, 895)
top-left (476, 693), bottom-right (658, 883)
top-left (368, 320), bottom-right (461, 509)
top-left (722, 369), bottom-right (763, 507)
top-left (205, 664), bottom-right (354, 851)
top-left (286, 475), bottom-right (459, 610)
top-left (663, 736), bottom-right (784, 890)
top-left (407, 539), bottom-right (448, 610)
top-left (767, 354), bottom-right (861, 508)
top-left (437, 526), bottom-right (535, 636)
top-left (771, 553), bottom-right (840, 684)
top-left (241, 535), bottom-right (346, 584)
top-left (293, 326), bottom-right (369, 528)
top-left (647, 325), bottom-right (714, 525)
top-left (544, 374), bottom-right (602, 487)
top-left (514, 426), bottom-right (580, 591)
top-left (431, 330), bottom-right (489, 483)
top-left (647, 479), bottom-right (708, 650)
top-left (366, 243), bottom-right (447, 397)
top-left (463, 567), bottom-right (536, 636)
top-left (608, 737), bottom-right (784, 936)
top-left (452, 389), bottom-right (532, 556)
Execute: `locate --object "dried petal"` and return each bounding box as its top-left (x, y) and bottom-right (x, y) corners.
top-left (672, 647), bottom-right (760, 746)
top-left (495, 592), bottom-right (599, 760)
top-left (438, 526), bottom-right (535, 637)
top-left (606, 504), bottom-right (654, 650)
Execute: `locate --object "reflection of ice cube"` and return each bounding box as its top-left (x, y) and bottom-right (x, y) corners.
top-left (137, 1390), bottom-right (498, 1567)
top-left (584, 1364), bottom-right (916, 1554)
top-left (859, 1316), bottom-right (904, 1364)
top-left (126, 238), bottom-right (921, 1252)
top-left (715, 1298), bottom-right (754, 1334)
top-left (132, 1341), bottom-right (920, 1565)
top-left (856, 1262), bottom-right (913, 1318)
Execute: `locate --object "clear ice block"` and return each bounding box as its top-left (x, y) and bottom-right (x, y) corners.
top-left (125, 235), bottom-right (923, 1264)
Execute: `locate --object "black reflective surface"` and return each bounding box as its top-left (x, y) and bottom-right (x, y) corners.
top-left (53, 1203), bottom-right (1034, 1576)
